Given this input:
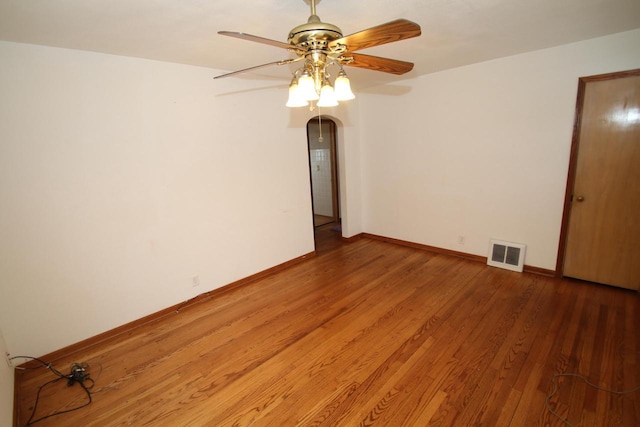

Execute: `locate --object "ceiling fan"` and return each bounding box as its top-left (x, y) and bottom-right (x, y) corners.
top-left (214, 0), bottom-right (421, 107)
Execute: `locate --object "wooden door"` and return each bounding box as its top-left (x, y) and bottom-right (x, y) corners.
top-left (562, 70), bottom-right (640, 290)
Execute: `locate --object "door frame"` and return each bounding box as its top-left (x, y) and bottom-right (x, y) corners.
top-left (555, 68), bottom-right (640, 277)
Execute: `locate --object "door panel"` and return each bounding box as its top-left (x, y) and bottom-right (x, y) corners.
top-left (563, 72), bottom-right (640, 290)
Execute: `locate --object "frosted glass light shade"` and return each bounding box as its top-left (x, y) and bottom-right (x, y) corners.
top-left (334, 72), bottom-right (355, 101)
top-left (317, 83), bottom-right (338, 107)
top-left (298, 72), bottom-right (319, 101)
top-left (286, 83), bottom-right (308, 107)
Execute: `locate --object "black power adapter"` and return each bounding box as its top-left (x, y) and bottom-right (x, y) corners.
top-left (67, 363), bottom-right (89, 386)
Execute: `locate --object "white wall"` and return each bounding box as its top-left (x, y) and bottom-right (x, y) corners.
top-left (334, 114), bottom-right (363, 239)
top-left (0, 41), bottom-right (332, 360)
top-left (360, 29), bottom-right (640, 270)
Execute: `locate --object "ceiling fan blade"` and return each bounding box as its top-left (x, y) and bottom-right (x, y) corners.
top-left (218, 31), bottom-right (294, 50)
top-left (343, 53), bottom-right (414, 75)
top-left (214, 58), bottom-right (301, 79)
top-left (330, 19), bottom-right (421, 52)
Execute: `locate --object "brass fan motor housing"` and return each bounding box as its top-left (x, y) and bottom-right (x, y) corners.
top-left (287, 15), bottom-right (343, 50)
top-left (214, 0), bottom-right (421, 81)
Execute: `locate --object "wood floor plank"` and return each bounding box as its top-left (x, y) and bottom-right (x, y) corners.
top-left (13, 226), bottom-right (640, 426)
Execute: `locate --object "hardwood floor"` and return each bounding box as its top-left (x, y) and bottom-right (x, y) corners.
top-left (14, 226), bottom-right (640, 426)
top-left (314, 214), bottom-right (335, 227)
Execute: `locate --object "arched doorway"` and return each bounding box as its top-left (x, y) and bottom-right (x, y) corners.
top-left (307, 116), bottom-right (339, 228)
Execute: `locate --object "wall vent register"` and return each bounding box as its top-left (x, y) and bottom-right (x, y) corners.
top-left (487, 239), bottom-right (526, 272)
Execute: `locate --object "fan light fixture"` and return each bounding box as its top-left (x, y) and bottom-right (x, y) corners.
top-left (215, 0), bottom-right (421, 111)
top-left (286, 63), bottom-right (354, 108)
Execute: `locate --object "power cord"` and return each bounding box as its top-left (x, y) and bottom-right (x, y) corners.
top-left (546, 372), bottom-right (640, 426)
top-left (10, 356), bottom-right (95, 425)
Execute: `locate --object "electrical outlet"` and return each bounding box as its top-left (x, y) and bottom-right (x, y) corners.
top-left (5, 352), bottom-right (13, 368)
top-left (192, 275), bottom-right (200, 287)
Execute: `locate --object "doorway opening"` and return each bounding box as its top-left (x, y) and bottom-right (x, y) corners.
top-left (307, 116), bottom-right (340, 229)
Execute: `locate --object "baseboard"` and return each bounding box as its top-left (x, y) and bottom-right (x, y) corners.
top-left (16, 232), bottom-right (556, 368)
top-left (522, 264), bottom-right (556, 277)
top-left (360, 233), bottom-right (555, 276)
top-left (361, 233), bottom-right (485, 263)
top-left (17, 250), bottom-right (316, 369)
top-left (341, 234), bottom-right (362, 243)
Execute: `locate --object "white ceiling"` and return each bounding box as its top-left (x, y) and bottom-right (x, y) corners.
top-left (1, 0), bottom-right (639, 90)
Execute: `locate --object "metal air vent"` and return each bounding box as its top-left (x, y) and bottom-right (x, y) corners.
top-left (487, 239), bottom-right (526, 272)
